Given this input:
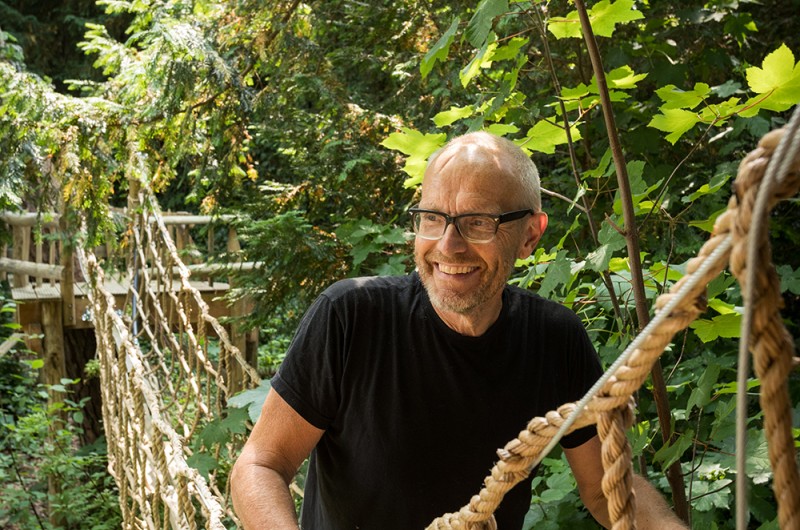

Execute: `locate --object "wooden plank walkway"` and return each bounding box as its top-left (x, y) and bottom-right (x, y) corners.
top-left (12, 278), bottom-right (233, 330)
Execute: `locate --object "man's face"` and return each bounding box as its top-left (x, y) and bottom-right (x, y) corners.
top-left (414, 144), bottom-right (537, 317)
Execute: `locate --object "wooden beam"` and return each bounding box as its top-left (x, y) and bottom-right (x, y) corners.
top-left (0, 211), bottom-right (61, 228)
top-left (158, 214), bottom-right (238, 225)
top-left (0, 257), bottom-right (64, 280)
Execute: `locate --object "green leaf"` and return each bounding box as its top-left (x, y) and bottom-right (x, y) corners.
top-left (607, 65), bottom-right (648, 89)
top-left (648, 108), bottom-right (701, 144)
top-left (777, 265), bottom-right (800, 295)
top-left (187, 452), bottom-right (218, 479)
top-left (228, 379), bottom-right (272, 422)
top-left (682, 172), bottom-right (731, 203)
top-left (488, 37), bottom-right (527, 61)
top-left (690, 312), bottom-right (742, 342)
top-left (380, 128), bottom-right (447, 188)
top-left (746, 43), bottom-right (800, 109)
top-left (460, 37), bottom-right (498, 88)
top-left (585, 221), bottom-right (626, 272)
top-left (432, 105), bottom-right (475, 127)
top-left (686, 362), bottom-right (720, 411)
top-left (538, 250), bottom-right (572, 299)
top-left (746, 430), bottom-right (773, 484)
top-left (465, 0), bottom-right (509, 48)
top-left (688, 207), bottom-right (727, 233)
top-left (655, 83), bottom-right (712, 110)
top-left (548, 0), bottom-right (644, 39)
top-left (421, 18), bottom-right (460, 80)
top-left (707, 298), bottom-right (737, 315)
top-left (485, 123), bottom-right (519, 136)
top-left (518, 119), bottom-right (582, 154)
top-left (218, 406), bottom-right (249, 436)
top-left (653, 429), bottom-right (694, 470)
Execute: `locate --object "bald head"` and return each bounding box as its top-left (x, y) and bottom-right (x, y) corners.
top-left (424, 131), bottom-right (542, 212)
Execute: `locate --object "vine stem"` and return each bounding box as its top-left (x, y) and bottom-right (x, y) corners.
top-left (572, 0), bottom-right (690, 523)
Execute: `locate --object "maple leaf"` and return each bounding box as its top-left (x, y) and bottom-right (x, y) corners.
top-left (548, 0), bottom-right (644, 39)
top-left (745, 43), bottom-right (800, 111)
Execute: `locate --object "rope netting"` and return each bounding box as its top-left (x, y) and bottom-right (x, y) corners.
top-left (427, 116), bottom-right (800, 529)
top-left (77, 184), bottom-right (260, 530)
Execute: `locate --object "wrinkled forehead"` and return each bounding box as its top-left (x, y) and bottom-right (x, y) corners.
top-left (423, 140), bottom-right (517, 194)
top-left (427, 140), bottom-right (508, 177)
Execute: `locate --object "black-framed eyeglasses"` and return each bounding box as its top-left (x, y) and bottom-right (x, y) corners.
top-left (409, 207), bottom-right (534, 244)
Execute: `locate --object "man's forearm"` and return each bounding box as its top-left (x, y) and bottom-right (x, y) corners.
top-left (583, 474), bottom-right (687, 529)
top-left (230, 462), bottom-right (300, 530)
top-left (632, 474), bottom-right (687, 529)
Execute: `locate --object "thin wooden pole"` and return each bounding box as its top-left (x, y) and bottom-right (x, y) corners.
top-left (573, 0), bottom-right (689, 522)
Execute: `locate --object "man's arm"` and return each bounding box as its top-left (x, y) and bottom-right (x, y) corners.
top-left (230, 388), bottom-right (324, 530)
top-left (563, 435), bottom-right (688, 529)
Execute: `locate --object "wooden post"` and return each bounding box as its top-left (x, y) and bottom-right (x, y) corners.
top-left (1, 240), bottom-right (7, 282)
top-left (41, 300), bottom-right (66, 528)
top-left (35, 233), bottom-right (43, 288)
top-left (207, 225), bottom-right (215, 287)
top-left (59, 217), bottom-right (75, 327)
top-left (11, 224), bottom-right (29, 287)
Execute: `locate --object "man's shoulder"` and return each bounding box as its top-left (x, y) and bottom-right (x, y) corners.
top-left (322, 273), bottom-right (419, 303)
top-left (505, 284), bottom-right (583, 325)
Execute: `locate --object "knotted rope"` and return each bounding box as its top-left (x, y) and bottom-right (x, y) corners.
top-left (428, 120), bottom-right (800, 530)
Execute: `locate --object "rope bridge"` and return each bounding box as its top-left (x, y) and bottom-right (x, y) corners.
top-left (77, 185), bottom-right (260, 529)
top-left (67, 116), bottom-right (799, 529)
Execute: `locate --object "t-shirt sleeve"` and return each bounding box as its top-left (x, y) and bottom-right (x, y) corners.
top-left (557, 312), bottom-right (604, 449)
top-left (271, 292), bottom-right (344, 430)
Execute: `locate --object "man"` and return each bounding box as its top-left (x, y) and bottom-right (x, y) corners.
top-left (231, 131), bottom-right (687, 529)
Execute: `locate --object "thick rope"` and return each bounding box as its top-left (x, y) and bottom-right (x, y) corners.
top-left (729, 122), bottom-right (800, 529)
top-left (427, 121), bottom-right (800, 529)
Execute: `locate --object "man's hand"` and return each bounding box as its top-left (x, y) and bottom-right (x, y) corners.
top-left (564, 436), bottom-right (688, 529)
top-left (230, 389), bottom-right (324, 530)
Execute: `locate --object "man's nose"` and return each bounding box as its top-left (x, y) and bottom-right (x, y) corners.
top-left (437, 222), bottom-right (468, 253)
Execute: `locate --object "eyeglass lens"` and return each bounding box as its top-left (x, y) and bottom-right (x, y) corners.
top-left (413, 212), bottom-right (498, 242)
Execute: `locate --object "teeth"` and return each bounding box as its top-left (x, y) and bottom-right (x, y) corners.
top-left (439, 264), bottom-right (476, 275)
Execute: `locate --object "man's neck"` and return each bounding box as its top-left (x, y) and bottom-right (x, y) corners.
top-left (431, 299), bottom-right (502, 337)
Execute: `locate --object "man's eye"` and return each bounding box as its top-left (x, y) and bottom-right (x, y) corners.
top-left (422, 213), bottom-right (442, 223)
top-left (466, 217), bottom-right (491, 229)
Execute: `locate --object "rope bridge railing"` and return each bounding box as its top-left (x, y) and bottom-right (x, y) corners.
top-left (77, 184), bottom-right (260, 529)
top-left (427, 114), bottom-right (800, 529)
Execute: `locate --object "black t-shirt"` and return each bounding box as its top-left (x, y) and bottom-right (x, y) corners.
top-left (272, 273), bottom-right (602, 529)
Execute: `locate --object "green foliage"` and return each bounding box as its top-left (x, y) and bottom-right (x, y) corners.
top-left (0, 373), bottom-right (121, 529)
top-left (2, 0), bottom-right (800, 527)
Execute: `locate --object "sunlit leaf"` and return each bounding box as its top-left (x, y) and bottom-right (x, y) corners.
top-left (648, 108), bottom-right (701, 144)
top-left (548, 0), bottom-right (644, 39)
top-left (607, 65), bottom-right (647, 89)
top-left (518, 119), bottom-right (582, 154)
top-left (380, 128), bottom-right (447, 188)
top-left (690, 312), bottom-right (742, 342)
top-left (655, 83), bottom-right (711, 110)
top-left (432, 105), bottom-right (475, 127)
top-left (746, 43), bottom-right (800, 110)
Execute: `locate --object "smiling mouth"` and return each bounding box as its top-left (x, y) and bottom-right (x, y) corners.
top-left (437, 264), bottom-right (478, 275)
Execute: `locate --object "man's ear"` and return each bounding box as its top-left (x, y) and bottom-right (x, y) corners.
top-left (517, 212), bottom-right (548, 259)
